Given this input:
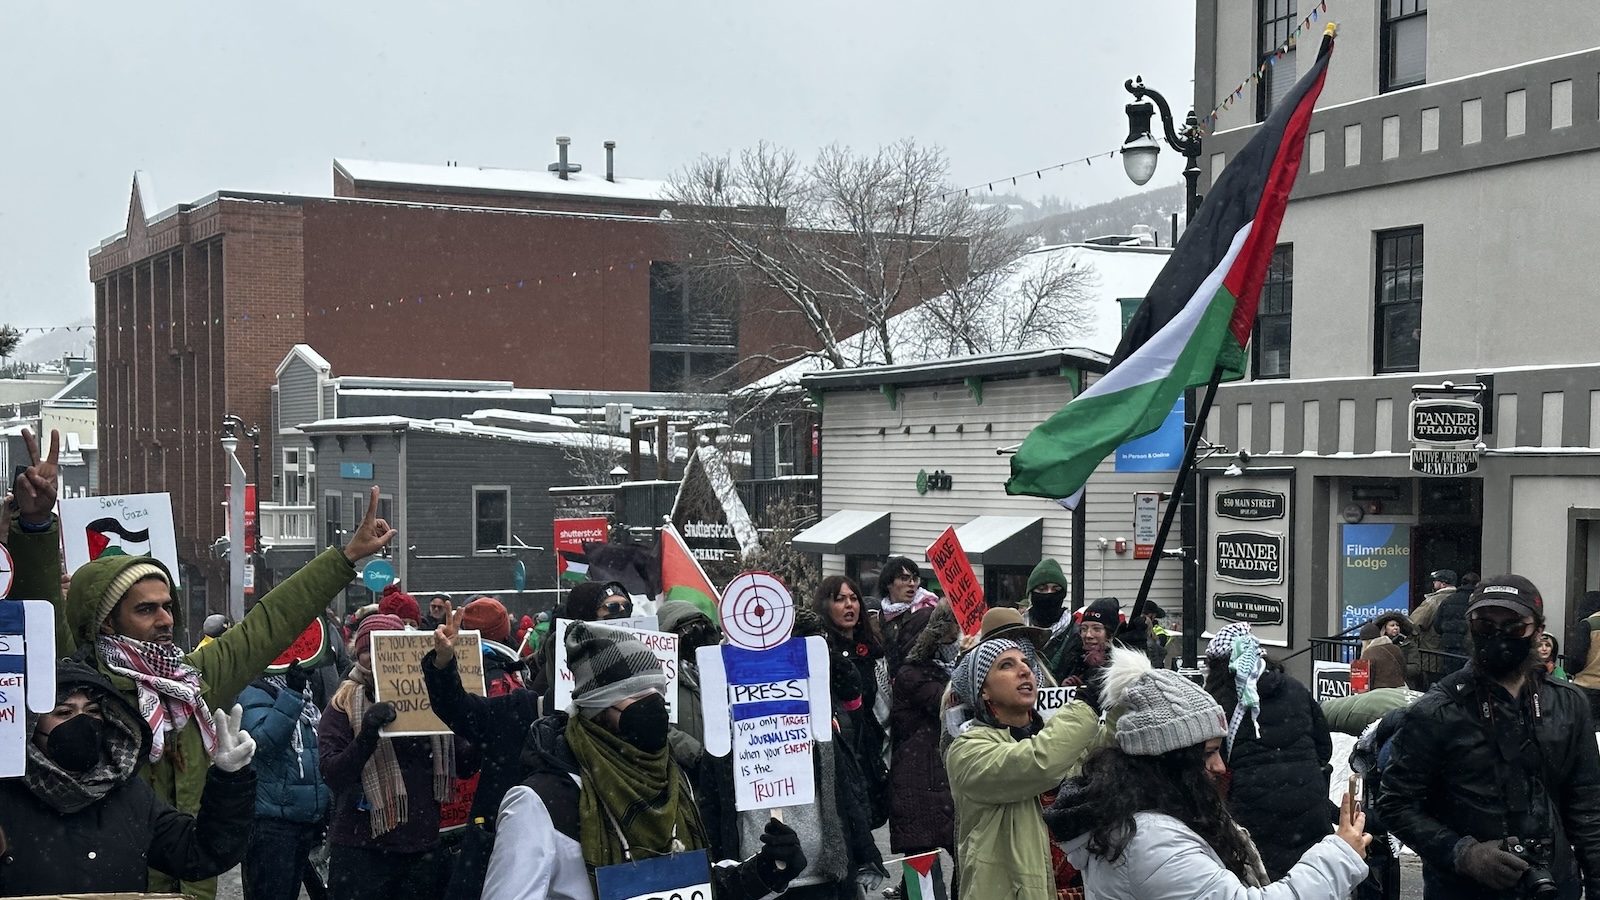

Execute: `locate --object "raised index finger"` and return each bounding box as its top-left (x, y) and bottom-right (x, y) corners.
top-left (362, 485), bottom-right (379, 525)
top-left (449, 605), bottom-right (464, 631)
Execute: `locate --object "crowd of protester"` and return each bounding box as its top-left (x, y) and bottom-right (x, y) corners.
top-left (10, 426), bottom-right (1600, 900)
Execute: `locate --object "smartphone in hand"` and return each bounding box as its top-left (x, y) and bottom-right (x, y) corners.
top-left (1349, 773), bottom-right (1363, 812)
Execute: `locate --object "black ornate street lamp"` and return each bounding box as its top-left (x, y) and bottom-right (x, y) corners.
top-left (1121, 77), bottom-right (1205, 224)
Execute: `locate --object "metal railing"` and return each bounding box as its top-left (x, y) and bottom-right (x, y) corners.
top-left (259, 504), bottom-right (317, 546)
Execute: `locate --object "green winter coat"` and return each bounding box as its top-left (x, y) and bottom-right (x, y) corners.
top-left (16, 515), bottom-right (356, 900)
top-left (946, 703), bottom-right (1101, 900)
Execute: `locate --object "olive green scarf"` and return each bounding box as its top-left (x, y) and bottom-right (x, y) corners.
top-left (565, 712), bottom-right (708, 870)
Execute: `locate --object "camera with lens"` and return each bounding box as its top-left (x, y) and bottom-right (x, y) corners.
top-left (1500, 835), bottom-right (1558, 900)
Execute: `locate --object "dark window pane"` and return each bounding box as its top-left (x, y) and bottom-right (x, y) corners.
top-left (476, 490), bottom-right (507, 552)
top-left (650, 351), bottom-right (686, 392)
top-left (1385, 12), bottom-right (1427, 89)
top-left (1381, 305), bottom-right (1422, 370)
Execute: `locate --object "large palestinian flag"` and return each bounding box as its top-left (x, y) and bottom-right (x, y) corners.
top-left (1006, 31), bottom-right (1335, 503)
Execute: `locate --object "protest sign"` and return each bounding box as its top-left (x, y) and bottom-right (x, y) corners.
top-left (1, 600), bottom-right (57, 778)
top-left (927, 527), bottom-right (985, 634)
top-left (699, 635), bottom-right (831, 812)
top-left (1034, 685), bottom-right (1081, 720)
top-left (553, 619), bottom-right (679, 722)
top-left (595, 849), bottom-right (712, 900)
top-left (370, 630), bottom-right (485, 736)
top-left (61, 492), bottom-right (183, 587)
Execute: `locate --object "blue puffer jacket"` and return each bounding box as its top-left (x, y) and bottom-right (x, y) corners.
top-left (238, 678), bottom-right (331, 824)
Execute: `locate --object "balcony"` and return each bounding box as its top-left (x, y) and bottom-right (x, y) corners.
top-left (259, 504), bottom-right (318, 548)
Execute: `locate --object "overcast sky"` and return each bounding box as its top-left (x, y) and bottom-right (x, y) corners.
top-left (0, 0), bottom-right (1195, 330)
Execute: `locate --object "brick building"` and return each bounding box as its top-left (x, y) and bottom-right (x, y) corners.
top-left (90, 142), bottom-right (946, 602)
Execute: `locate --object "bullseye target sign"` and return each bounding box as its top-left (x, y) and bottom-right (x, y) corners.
top-left (718, 571), bottom-right (794, 651)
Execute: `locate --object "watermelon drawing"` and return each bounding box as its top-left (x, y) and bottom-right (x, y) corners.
top-left (266, 618), bottom-right (329, 673)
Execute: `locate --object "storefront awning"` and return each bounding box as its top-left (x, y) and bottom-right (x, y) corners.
top-left (791, 509), bottom-right (891, 556)
top-left (948, 515), bottom-right (1044, 567)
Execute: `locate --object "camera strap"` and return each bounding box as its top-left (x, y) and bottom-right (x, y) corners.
top-left (1457, 680), bottom-right (1553, 828)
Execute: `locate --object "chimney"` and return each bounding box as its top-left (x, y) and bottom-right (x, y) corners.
top-left (604, 140), bottom-right (616, 183)
top-left (550, 136), bottom-right (582, 179)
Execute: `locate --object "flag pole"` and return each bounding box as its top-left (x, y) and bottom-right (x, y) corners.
top-left (1128, 365), bottom-right (1224, 667)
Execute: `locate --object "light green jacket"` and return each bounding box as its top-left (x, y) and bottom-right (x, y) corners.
top-left (15, 514), bottom-right (356, 900)
top-left (946, 703), bottom-right (1101, 900)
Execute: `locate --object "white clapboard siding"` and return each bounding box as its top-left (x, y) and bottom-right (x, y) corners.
top-left (817, 375), bottom-right (1181, 611)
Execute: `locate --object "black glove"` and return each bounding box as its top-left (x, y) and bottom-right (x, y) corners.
top-left (358, 701), bottom-right (397, 744)
top-left (830, 652), bottom-right (863, 707)
top-left (1454, 839), bottom-right (1529, 890)
top-left (283, 662), bottom-right (311, 695)
top-left (1114, 617), bottom-right (1150, 647)
top-left (751, 818), bottom-right (806, 891)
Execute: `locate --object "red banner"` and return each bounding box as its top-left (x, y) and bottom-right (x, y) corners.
top-left (927, 527), bottom-right (986, 635)
top-left (554, 517), bottom-right (609, 575)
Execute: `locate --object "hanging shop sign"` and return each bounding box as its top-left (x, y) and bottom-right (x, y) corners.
top-left (1212, 592), bottom-right (1285, 626)
top-left (1409, 399), bottom-right (1483, 446)
top-left (1203, 470), bottom-right (1294, 648)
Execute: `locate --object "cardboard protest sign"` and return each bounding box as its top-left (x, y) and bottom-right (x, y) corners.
top-left (553, 619), bottom-right (679, 722)
top-left (61, 492), bottom-right (183, 587)
top-left (1035, 685), bottom-right (1081, 720)
top-left (699, 635), bottom-right (832, 812)
top-left (1, 600), bottom-right (57, 778)
top-left (370, 630), bottom-right (485, 736)
top-left (927, 527), bottom-right (985, 635)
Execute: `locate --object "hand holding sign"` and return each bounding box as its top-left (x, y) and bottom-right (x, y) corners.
top-left (343, 486), bottom-right (397, 563)
top-left (14, 428), bottom-right (59, 526)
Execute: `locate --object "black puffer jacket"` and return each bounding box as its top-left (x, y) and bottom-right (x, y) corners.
top-left (1435, 588), bottom-right (1473, 675)
top-left (1217, 668), bottom-right (1334, 879)
top-left (0, 661), bottom-right (256, 896)
top-left (1378, 664), bottom-right (1600, 900)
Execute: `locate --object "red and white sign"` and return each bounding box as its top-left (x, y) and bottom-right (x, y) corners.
top-left (554, 517), bottom-right (609, 575)
top-left (1134, 492), bottom-right (1161, 560)
top-left (926, 527), bottom-right (985, 635)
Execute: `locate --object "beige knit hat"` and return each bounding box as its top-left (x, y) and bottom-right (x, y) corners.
top-left (96, 562), bottom-right (170, 629)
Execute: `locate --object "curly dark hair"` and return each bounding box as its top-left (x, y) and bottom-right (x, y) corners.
top-left (1072, 743), bottom-right (1255, 878)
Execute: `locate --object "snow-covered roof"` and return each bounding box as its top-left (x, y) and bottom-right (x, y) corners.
top-left (335, 158), bottom-right (670, 205)
top-left (739, 241), bottom-right (1170, 394)
top-left (336, 387), bottom-right (551, 401)
top-left (296, 415), bottom-right (635, 452)
top-left (464, 409), bottom-right (581, 431)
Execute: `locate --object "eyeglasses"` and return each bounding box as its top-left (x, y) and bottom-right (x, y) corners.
top-left (895, 573), bottom-right (921, 584)
top-left (1469, 617), bottom-right (1537, 639)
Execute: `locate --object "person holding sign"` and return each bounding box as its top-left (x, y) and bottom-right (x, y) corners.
top-left (482, 622), bottom-right (807, 900)
top-left (1045, 648), bottom-right (1370, 900)
top-left (33, 470), bottom-right (395, 900)
top-left (0, 659), bottom-right (258, 896)
top-left (319, 613), bottom-right (470, 900)
top-left (813, 576), bottom-right (891, 829)
top-left (944, 637), bottom-right (1100, 900)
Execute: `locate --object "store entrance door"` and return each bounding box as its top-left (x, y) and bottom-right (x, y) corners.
top-left (1565, 509), bottom-right (1600, 645)
top-left (1410, 478), bottom-right (1483, 608)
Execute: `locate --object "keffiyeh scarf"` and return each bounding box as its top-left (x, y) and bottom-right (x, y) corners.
top-left (266, 673), bottom-right (322, 775)
top-left (1206, 622), bottom-right (1265, 757)
top-left (97, 633), bottom-right (217, 763)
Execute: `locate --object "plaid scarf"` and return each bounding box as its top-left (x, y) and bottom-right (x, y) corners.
top-left (23, 710), bottom-right (145, 814)
top-left (97, 633), bottom-right (217, 763)
top-left (334, 664), bottom-right (455, 837)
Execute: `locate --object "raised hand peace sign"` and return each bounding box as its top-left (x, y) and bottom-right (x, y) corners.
top-left (14, 428), bottom-right (59, 525)
top-left (341, 485), bottom-right (396, 564)
top-left (431, 602), bottom-right (465, 669)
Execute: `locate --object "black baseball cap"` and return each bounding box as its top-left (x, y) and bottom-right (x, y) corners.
top-left (1467, 574), bottom-right (1544, 620)
top-left (1429, 569), bottom-right (1458, 586)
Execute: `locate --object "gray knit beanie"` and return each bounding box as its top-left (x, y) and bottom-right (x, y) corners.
top-left (1100, 646), bottom-right (1227, 756)
top-left (566, 621), bottom-right (666, 718)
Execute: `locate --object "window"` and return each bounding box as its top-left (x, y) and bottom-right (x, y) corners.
top-left (1381, 0), bottom-right (1427, 92)
top-left (323, 492), bottom-right (342, 547)
top-left (282, 448), bottom-right (301, 505)
top-left (774, 421), bottom-right (795, 476)
top-left (649, 261), bottom-right (739, 391)
top-left (473, 487), bottom-right (509, 554)
top-left (1256, 0), bottom-right (1297, 121)
top-left (1253, 245), bottom-right (1293, 378)
top-left (1375, 228), bottom-right (1424, 373)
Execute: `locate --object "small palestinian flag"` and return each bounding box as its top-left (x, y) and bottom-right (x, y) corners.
top-left (658, 522), bottom-right (719, 620)
top-left (86, 517), bottom-right (152, 560)
top-left (902, 851), bottom-right (947, 900)
top-left (1006, 30), bottom-right (1336, 505)
top-left (557, 549), bottom-right (589, 582)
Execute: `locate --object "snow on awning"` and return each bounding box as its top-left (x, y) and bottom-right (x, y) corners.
top-left (945, 516), bottom-right (1044, 567)
top-left (791, 509), bottom-right (891, 556)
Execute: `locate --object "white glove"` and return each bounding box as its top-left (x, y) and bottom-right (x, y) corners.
top-left (211, 703), bottom-right (257, 773)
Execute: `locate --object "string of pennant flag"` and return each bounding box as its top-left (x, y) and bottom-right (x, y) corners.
top-left (936, 150), bottom-right (1120, 201)
top-left (1201, 0), bottom-right (1330, 133)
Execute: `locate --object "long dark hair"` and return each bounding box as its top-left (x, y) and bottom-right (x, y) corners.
top-left (1073, 744), bottom-right (1255, 877)
top-left (813, 575), bottom-right (881, 653)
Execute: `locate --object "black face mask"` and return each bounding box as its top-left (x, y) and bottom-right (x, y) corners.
top-left (1031, 589), bottom-right (1067, 620)
top-left (1473, 631), bottom-right (1535, 677)
top-left (616, 693), bottom-right (670, 754)
top-left (44, 714), bottom-right (104, 774)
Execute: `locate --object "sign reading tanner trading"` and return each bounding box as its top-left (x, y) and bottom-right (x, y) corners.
top-left (1409, 395), bottom-right (1484, 477)
top-left (1205, 475), bottom-right (1294, 646)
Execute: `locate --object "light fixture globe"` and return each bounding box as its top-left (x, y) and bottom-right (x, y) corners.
top-left (1120, 134), bottom-right (1161, 186)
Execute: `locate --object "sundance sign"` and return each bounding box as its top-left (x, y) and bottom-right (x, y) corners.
top-left (1215, 531), bottom-right (1284, 585)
